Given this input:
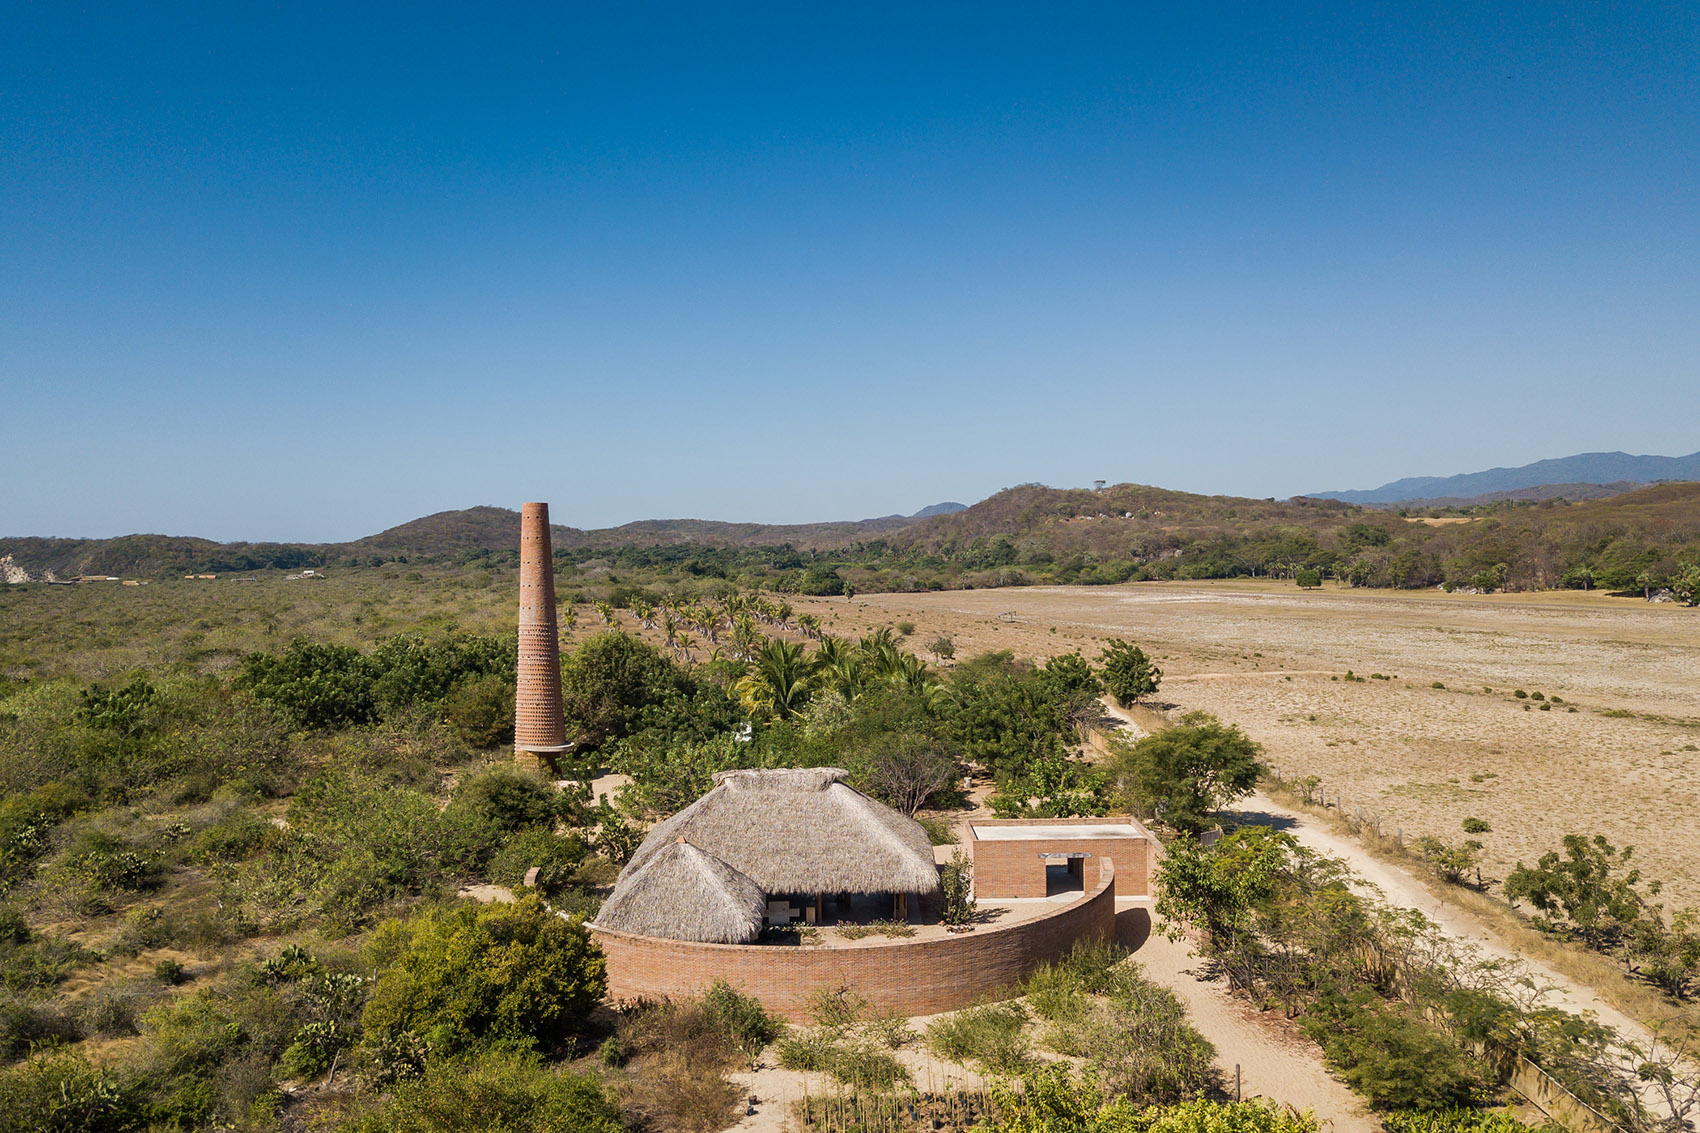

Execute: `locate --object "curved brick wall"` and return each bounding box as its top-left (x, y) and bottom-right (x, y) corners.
top-left (515, 502), bottom-right (567, 752)
top-left (591, 859), bottom-right (1117, 1021)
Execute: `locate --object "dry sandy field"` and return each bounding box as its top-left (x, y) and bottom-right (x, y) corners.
top-left (795, 581), bottom-right (1700, 907)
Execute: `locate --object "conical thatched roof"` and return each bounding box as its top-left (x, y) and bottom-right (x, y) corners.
top-left (594, 838), bottom-right (765, 944)
top-left (618, 767), bottom-right (940, 897)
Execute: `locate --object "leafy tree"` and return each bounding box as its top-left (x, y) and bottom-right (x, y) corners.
top-left (1505, 834), bottom-right (1656, 950)
top-left (1154, 826), bottom-right (1293, 954)
top-left (989, 753), bottom-right (1112, 819)
top-left (1041, 652), bottom-right (1103, 702)
top-left (1416, 837), bottom-right (1483, 886)
top-left (1296, 568), bottom-right (1322, 589)
top-left (612, 733), bottom-right (749, 819)
top-left (369, 634), bottom-right (514, 716)
top-left (796, 566), bottom-right (846, 596)
top-left (560, 632), bottom-right (696, 749)
top-left (361, 894), bottom-right (606, 1056)
top-left (940, 850), bottom-right (976, 926)
top-left (1105, 713), bottom-right (1263, 834)
top-left (942, 655), bottom-right (1074, 782)
top-left (1099, 639), bottom-right (1162, 706)
top-left (927, 635), bottom-right (956, 661)
top-left (1673, 562), bottom-right (1700, 607)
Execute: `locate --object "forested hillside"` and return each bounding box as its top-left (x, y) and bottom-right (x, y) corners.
top-left (4, 482), bottom-right (1698, 598)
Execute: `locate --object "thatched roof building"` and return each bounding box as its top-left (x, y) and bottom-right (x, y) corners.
top-left (613, 767), bottom-right (940, 909)
top-left (594, 838), bottom-right (765, 944)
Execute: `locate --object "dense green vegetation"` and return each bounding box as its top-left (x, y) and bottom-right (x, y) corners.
top-left (0, 565), bottom-right (1164, 1130)
top-left (0, 558), bottom-right (1685, 1130)
top-left (1157, 828), bottom-right (1696, 1130)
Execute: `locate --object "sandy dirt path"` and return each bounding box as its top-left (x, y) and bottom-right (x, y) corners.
top-left (1128, 906), bottom-right (1376, 1133)
top-left (1231, 791), bottom-right (1657, 1050)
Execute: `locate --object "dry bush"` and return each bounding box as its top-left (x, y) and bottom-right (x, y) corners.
top-left (613, 984), bottom-right (778, 1133)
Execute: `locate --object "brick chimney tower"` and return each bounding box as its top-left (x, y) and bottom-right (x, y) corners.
top-left (514, 502), bottom-right (569, 759)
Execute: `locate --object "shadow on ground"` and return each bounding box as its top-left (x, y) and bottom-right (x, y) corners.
top-left (1116, 905), bottom-right (1152, 950)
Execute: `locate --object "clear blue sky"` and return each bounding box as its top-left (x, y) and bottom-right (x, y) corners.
top-left (4, 3), bottom-right (1696, 541)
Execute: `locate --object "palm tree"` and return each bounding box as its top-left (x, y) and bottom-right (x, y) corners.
top-left (823, 652), bottom-right (867, 702)
top-left (738, 637), bottom-right (818, 720)
top-left (594, 601), bottom-right (617, 627)
top-left (732, 615), bottom-right (763, 662)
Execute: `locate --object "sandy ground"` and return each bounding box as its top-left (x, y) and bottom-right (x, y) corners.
top-left (1230, 791), bottom-right (1656, 1049)
top-left (796, 582), bottom-right (1700, 906)
top-left (1127, 905), bottom-right (1376, 1133)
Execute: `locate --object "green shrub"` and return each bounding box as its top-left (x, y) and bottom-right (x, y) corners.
top-left (154, 959), bottom-right (187, 985)
top-left (836, 919), bottom-right (916, 940)
top-left (700, 979), bottom-right (782, 1057)
top-left (359, 894), bottom-right (605, 1056)
top-left (447, 766), bottom-right (557, 838)
top-left (1383, 1108), bottom-right (1550, 1133)
top-left (0, 931), bottom-right (95, 993)
top-left (916, 814), bottom-right (958, 845)
top-left (824, 1041), bottom-right (910, 1089)
top-left (985, 1065), bottom-right (1322, 1133)
top-left (0, 1050), bottom-right (146, 1133)
top-left (806, 985), bottom-right (869, 1030)
top-left (442, 673), bottom-right (516, 748)
top-left (941, 849), bottom-right (976, 926)
top-left (773, 1029), bottom-right (832, 1071)
top-left (1461, 818), bottom-right (1491, 835)
top-left (235, 641), bottom-right (377, 729)
top-left (340, 1048), bottom-right (623, 1133)
top-left (1299, 992), bottom-right (1485, 1110)
top-left (485, 828), bottom-right (591, 896)
top-left (925, 1002), bottom-right (1031, 1073)
top-left (187, 807), bottom-right (268, 863)
top-left (0, 995), bottom-right (80, 1061)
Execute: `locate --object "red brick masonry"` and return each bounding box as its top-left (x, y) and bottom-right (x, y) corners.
top-left (968, 816), bottom-right (1153, 900)
top-left (591, 859), bottom-right (1117, 1021)
top-left (515, 502), bottom-right (567, 752)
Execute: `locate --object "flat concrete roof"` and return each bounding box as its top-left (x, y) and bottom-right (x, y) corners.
top-left (971, 823), bottom-right (1145, 841)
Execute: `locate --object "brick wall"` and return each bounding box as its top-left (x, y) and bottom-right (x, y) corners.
top-left (967, 817), bottom-right (1152, 900)
top-left (591, 859), bottom-right (1117, 1021)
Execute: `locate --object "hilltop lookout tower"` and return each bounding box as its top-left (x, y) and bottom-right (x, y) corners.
top-left (514, 502), bottom-right (570, 761)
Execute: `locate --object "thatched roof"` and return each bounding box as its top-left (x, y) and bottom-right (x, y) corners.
top-left (618, 767), bottom-right (940, 897)
top-left (594, 838), bottom-right (765, 944)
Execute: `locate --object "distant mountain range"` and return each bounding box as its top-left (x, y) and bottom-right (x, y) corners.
top-left (0, 501), bottom-right (972, 580)
top-left (1310, 450), bottom-right (1700, 505)
top-left (5, 481), bottom-right (1698, 592)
